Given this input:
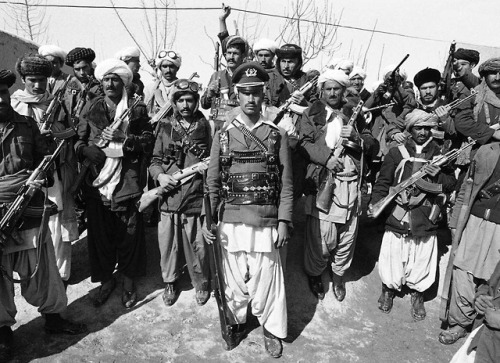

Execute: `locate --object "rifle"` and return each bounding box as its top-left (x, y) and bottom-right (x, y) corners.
top-left (439, 160), bottom-right (476, 322)
top-left (136, 157), bottom-right (210, 212)
top-left (0, 139), bottom-right (66, 248)
top-left (439, 41), bottom-right (456, 104)
top-left (273, 75), bottom-right (319, 125)
top-left (214, 42), bottom-right (220, 72)
top-left (316, 100), bottom-right (364, 213)
top-left (382, 54), bottom-right (410, 100)
top-left (369, 140), bottom-right (476, 219)
top-left (71, 76), bottom-right (95, 126)
top-left (39, 77), bottom-right (71, 132)
top-left (202, 171), bottom-right (237, 350)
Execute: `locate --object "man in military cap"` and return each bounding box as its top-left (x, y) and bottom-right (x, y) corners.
top-left (0, 69), bottom-right (86, 361)
top-left (203, 62), bottom-right (293, 358)
top-left (299, 69), bottom-right (363, 303)
top-left (38, 44), bottom-right (70, 95)
top-left (144, 49), bottom-right (182, 117)
top-left (116, 46), bottom-right (144, 97)
top-left (149, 78), bottom-right (211, 307)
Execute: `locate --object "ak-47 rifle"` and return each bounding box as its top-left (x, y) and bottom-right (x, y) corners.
top-left (0, 139), bottom-right (66, 249)
top-left (439, 41), bottom-right (456, 104)
top-left (369, 140), bottom-right (476, 219)
top-left (136, 157), bottom-right (210, 212)
top-left (203, 171), bottom-right (238, 350)
top-left (39, 77), bottom-right (71, 133)
top-left (71, 76), bottom-right (95, 126)
top-left (382, 54), bottom-right (410, 100)
top-left (209, 42), bottom-right (222, 123)
top-left (439, 159), bottom-right (476, 322)
top-left (273, 75), bottom-right (319, 125)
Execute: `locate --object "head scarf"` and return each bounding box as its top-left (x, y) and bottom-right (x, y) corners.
top-left (65, 47), bottom-right (96, 66)
top-left (405, 109), bottom-right (438, 130)
top-left (115, 47), bottom-right (140, 62)
top-left (478, 57), bottom-right (500, 77)
top-left (349, 66), bottom-right (367, 80)
top-left (94, 59), bottom-right (133, 87)
top-left (253, 38), bottom-right (278, 54)
top-left (155, 49), bottom-right (182, 69)
top-left (0, 70), bottom-right (16, 88)
top-left (318, 69), bottom-right (350, 90)
top-left (454, 48), bottom-right (480, 65)
top-left (16, 55), bottom-right (52, 78)
top-left (38, 45), bottom-right (67, 64)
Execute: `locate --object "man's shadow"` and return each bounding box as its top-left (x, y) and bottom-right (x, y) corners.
top-left (9, 225), bottom-right (164, 363)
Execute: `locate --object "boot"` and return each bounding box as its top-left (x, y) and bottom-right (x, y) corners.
top-left (195, 282), bottom-right (210, 306)
top-left (307, 275), bottom-right (325, 300)
top-left (332, 274), bottom-right (346, 302)
top-left (377, 284), bottom-right (395, 313)
top-left (0, 326), bottom-right (13, 362)
top-left (162, 282), bottom-right (177, 306)
top-left (410, 290), bottom-right (426, 321)
top-left (263, 327), bottom-right (283, 358)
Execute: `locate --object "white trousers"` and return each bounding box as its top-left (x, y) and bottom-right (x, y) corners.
top-left (222, 246), bottom-right (287, 339)
top-left (378, 231), bottom-right (437, 292)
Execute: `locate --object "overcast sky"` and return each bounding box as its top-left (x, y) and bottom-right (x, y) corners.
top-left (1, 0), bottom-right (499, 89)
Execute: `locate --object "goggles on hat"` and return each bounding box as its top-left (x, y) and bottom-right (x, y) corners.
top-left (175, 79), bottom-right (199, 92)
top-left (158, 50), bottom-right (179, 60)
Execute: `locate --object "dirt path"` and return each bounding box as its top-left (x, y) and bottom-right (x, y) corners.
top-left (9, 197), bottom-right (461, 362)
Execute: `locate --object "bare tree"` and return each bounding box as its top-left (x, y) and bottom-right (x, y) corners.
top-left (2, 0), bottom-right (49, 43)
top-left (277, 0), bottom-right (342, 66)
top-left (110, 0), bottom-right (177, 73)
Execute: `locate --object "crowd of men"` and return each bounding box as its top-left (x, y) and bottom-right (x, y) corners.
top-left (0, 6), bottom-right (499, 362)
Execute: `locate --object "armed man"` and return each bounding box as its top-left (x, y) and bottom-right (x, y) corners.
top-left (144, 49), bottom-right (181, 117)
top-left (299, 69), bottom-right (363, 302)
top-left (11, 55), bottom-right (79, 285)
top-left (368, 109), bottom-right (456, 319)
top-left (349, 66), bottom-right (371, 102)
top-left (203, 62), bottom-right (293, 358)
top-left (115, 46), bottom-right (144, 97)
top-left (149, 78), bottom-right (211, 307)
top-left (451, 48), bottom-right (481, 100)
top-left (38, 45), bottom-right (71, 96)
top-left (0, 69), bottom-right (86, 361)
top-left (75, 59), bottom-right (153, 309)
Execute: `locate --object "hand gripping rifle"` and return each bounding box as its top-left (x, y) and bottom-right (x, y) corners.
top-left (382, 54), bottom-right (410, 100)
top-left (273, 75), bottom-right (319, 125)
top-left (136, 157), bottom-right (210, 212)
top-left (316, 100), bottom-right (364, 213)
top-left (202, 171), bottom-right (238, 350)
top-left (0, 139), bottom-right (66, 250)
top-left (39, 77), bottom-right (71, 133)
top-left (439, 159), bottom-right (476, 322)
top-left (370, 140), bottom-right (476, 219)
top-left (439, 41), bottom-right (456, 104)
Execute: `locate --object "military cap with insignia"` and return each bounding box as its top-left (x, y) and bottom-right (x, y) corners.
top-left (232, 62), bottom-right (269, 91)
top-left (413, 67), bottom-right (441, 89)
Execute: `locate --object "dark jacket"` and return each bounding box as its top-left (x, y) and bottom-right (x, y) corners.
top-left (201, 69), bottom-right (238, 110)
top-left (370, 138), bottom-right (456, 237)
top-left (75, 96), bottom-right (153, 209)
top-left (149, 111), bottom-right (211, 214)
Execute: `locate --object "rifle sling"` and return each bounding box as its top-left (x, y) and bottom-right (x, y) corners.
top-left (230, 119), bottom-right (268, 153)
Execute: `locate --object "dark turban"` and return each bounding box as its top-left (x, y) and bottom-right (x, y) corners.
top-left (478, 57), bottom-right (500, 77)
top-left (16, 55), bottom-right (52, 78)
top-left (65, 47), bottom-right (96, 66)
top-left (454, 48), bottom-right (480, 65)
top-left (221, 36), bottom-right (248, 57)
top-left (0, 70), bottom-right (16, 88)
top-left (413, 68), bottom-right (441, 88)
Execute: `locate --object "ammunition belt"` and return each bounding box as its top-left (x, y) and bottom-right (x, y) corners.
top-left (221, 172), bottom-right (279, 205)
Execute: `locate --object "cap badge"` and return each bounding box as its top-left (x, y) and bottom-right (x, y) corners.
top-left (245, 68), bottom-right (257, 78)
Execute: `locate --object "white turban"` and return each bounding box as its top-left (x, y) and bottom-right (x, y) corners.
top-left (405, 109), bottom-right (438, 130)
top-left (94, 58), bottom-right (133, 86)
top-left (38, 45), bottom-right (67, 63)
top-left (155, 49), bottom-right (182, 68)
top-left (349, 66), bottom-right (367, 80)
top-left (335, 59), bottom-right (354, 74)
top-left (326, 58), bottom-right (341, 70)
top-left (382, 64), bottom-right (407, 81)
top-left (115, 47), bottom-right (140, 62)
top-left (318, 69), bottom-right (350, 89)
top-left (253, 38), bottom-right (278, 54)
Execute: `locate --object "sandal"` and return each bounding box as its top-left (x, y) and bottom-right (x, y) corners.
top-left (438, 327), bottom-right (467, 345)
top-left (93, 278), bottom-right (116, 307)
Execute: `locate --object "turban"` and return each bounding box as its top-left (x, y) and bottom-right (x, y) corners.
top-left (253, 38), bottom-right (278, 54)
top-left (413, 68), bottom-right (441, 88)
top-left (222, 36), bottom-right (248, 56)
top-left (349, 66), bottom-right (367, 80)
top-left (65, 47), bottom-right (96, 66)
top-left (335, 59), bottom-right (354, 74)
top-left (382, 64), bottom-right (407, 81)
top-left (405, 109), bottom-right (438, 130)
top-left (16, 55), bottom-right (52, 78)
top-left (478, 57), bottom-right (500, 77)
top-left (38, 45), bottom-right (67, 63)
top-left (155, 49), bottom-right (182, 68)
top-left (94, 59), bottom-right (133, 86)
top-left (318, 69), bottom-right (350, 89)
top-left (115, 47), bottom-right (140, 62)
top-left (0, 69), bottom-right (16, 88)
top-left (454, 48), bottom-right (480, 65)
